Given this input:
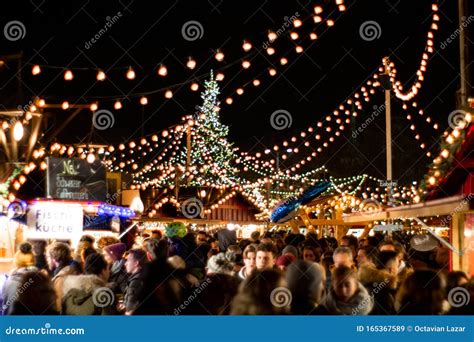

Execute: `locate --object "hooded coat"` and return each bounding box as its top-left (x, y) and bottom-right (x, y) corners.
top-left (323, 281), bottom-right (373, 315)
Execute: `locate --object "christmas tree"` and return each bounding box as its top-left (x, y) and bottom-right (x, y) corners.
top-left (187, 71), bottom-right (237, 185)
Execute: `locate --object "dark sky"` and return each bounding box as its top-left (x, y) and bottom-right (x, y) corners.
top-left (0, 0), bottom-right (468, 183)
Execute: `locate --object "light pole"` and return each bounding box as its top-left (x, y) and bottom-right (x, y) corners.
top-left (380, 57), bottom-right (393, 204)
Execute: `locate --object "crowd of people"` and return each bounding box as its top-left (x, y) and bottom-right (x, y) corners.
top-left (0, 223), bottom-right (472, 315)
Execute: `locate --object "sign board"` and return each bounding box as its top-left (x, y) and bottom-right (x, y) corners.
top-left (26, 203), bottom-right (83, 240)
top-left (373, 224), bottom-right (402, 232)
top-left (46, 157), bottom-right (106, 201)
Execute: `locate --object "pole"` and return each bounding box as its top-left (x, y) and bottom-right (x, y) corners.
top-left (458, 0), bottom-right (470, 107)
top-left (186, 125), bottom-right (191, 185)
top-left (383, 57), bottom-right (393, 203)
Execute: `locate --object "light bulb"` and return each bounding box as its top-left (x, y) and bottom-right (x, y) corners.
top-left (126, 67), bottom-right (135, 80)
top-left (158, 65), bottom-right (167, 76)
top-left (215, 51), bottom-right (224, 61)
top-left (96, 70), bottom-right (106, 81)
top-left (140, 96), bottom-right (148, 105)
top-left (64, 70), bottom-right (74, 80)
top-left (87, 153), bottom-right (96, 164)
top-left (242, 41), bottom-right (252, 51)
top-left (242, 60), bottom-right (251, 69)
top-left (190, 83), bottom-right (199, 91)
top-left (165, 90), bottom-right (173, 99)
top-left (90, 103), bottom-right (98, 111)
top-left (114, 101), bottom-right (122, 110)
top-left (216, 73), bottom-right (224, 81)
top-left (62, 101), bottom-right (69, 110)
top-left (13, 121), bottom-right (24, 141)
top-left (186, 58), bottom-right (196, 69)
top-left (32, 65), bottom-right (41, 75)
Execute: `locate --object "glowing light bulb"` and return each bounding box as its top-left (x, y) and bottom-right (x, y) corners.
top-left (190, 83), bottom-right (199, 91)
top-left (293, 19), bottom-right (302, 28)
top-left (242, 41), bottom-right (252, 51)
top-left (13, 121), bottom-right (24, 141)
top-left (252, 79), bottom-right (260, 86)
top-left (62, 101), bottom-right (69, 110)
top-left (165, 90), bottom-right (173, 99)
top-left (90, 103), bottom-right (98, 111)
top-left (96, 70), bottom-right (106, 81)
top-left (140, 97), bottom-right (148, 105)
top-left (266, 47), bottom-right (275, 55)
top-left (32, 65), bottom-right (41, 75)
top-left (126, 67), bottom-right (135, 80)
top-left (280, 57), bottom-right (288, 65)
top-left (186, 58), bottom-right (196, 69)
top-left (64, 70), bottom-right (74, 81)
top-left (215, 51), bottom-right (224, 61)
top-left (114, 101), bottom-right (122, 110)
top-left (242, 60), bottom-right (251, 69)
top-left (87, 153), bottom-right (96, 164)
top-left (225, 97), bottom-right (233, 105)
top-left (216, 73), bottom-right (224, 81)
top-left (158, 64), bottom-right (167, 76)
top-left (268, 31), bottom-right (277, 42)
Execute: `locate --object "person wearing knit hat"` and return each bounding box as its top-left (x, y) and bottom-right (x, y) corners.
top-left (206, 253), bottom-right (234, 275)
top-left (13, 242), bottom-right (35, 269)
top-left (286, 260), bottom-right (327, 315)
top-left (282, 245), bottom-right (299, 259)
top-left (103, 243), bottom-right (128, 295)
top-left (276, 253), bottom-right (296, 271)
top-left (104, 243), bottom-right (127, 262)
top-left (2, 243), bottom-right (38, 314)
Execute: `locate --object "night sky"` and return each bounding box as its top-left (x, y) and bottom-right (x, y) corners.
top-left (0, 0), bottom-right (467, 184)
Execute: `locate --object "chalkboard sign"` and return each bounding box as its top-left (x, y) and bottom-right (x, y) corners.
top-left (46, 157), bottom-right (106, 201)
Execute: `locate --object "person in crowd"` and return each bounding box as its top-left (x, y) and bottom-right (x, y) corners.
top-left (281, 244), bottom-right (299, 259)
top-left (2, 242), bottom-right (38, 314)
top-left (323, 266), bottom-right (373, 315)
top-left (74, 235), bottom-right (95, 267)
top-left (7, 271), bottom-right (58, 315)
top-left (97, 236), bottom-right (120, 250)
top-left (256, 243), bottom-right (278, 270)
top-left (332, 247), bottom-right (356, 270)
top-left (150, 230), bottom-right (162, 240)
top-left (187, 274), bottom-right (239, 315)
top-left (46, 242), bottom-right (81, 310)
top-left (122, 249), bottom-right (147, 315)
top-left (302, 243), bottom-right (321, 263)
top-left (144, 238), bottom-right (169, 262)
top-left (237, 244), bottom-right (257, 281)
top-left (103, 243), bottom-right (128, 294)
top-left (250, 231), bottom-right (261, 244)
top-left (196, 231), bottom-right (208, 245)
top-left (216, 226), bottom-right (237, 252)
top-left (449, 279), bottom-right (474, 315)
top-left (231, 269), bottom-right (289, 315)
top-left (206, 253), bottom-right (234, 275)
top-left (61, 253), bottom-right (116, 315)
top-left (31, 240), bottom-right (48, 270)
top-left (358, 251), bottom-right (398, 315)
top-left (207, 237), bottom-right (220, 257)
top-left (320, 251), bottom-right (335, 291)
top-left (446, 271), bottom-right (469, 295)
top-left (133, 259), bottom-right (189, 315)
top-left (286, 260), bottom-right (327, 314)
top-left (356, 245), bottom-right (377, 267)
top-left (276, 254), bottom-right (296, 272)
top-left (272, 235), bottom-right (286, 252)
top-left (225, 245), bottom-right (243, 274)
top-left (396, 269), bottom-right (448, 315)
top-left (340, 235), bottom-right (358, 262)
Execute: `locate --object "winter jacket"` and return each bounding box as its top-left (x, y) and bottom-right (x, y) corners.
top-left (52, 262), bottom-right (81, 311)
top-left (358, 263), bottom-right (397, 315)
top-left (323, 281), bottom-right (373, 315)
top-left (124, 270), bottom-right (143, 312)
top-left (109, 259), bottom-right (128, 294)
top-left (61, 274), bottom-right (116, 315)
top-left (1, 266), bottom-right (38, 315)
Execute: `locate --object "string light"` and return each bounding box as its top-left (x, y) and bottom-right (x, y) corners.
top-left (96, 70), bottom-right (106, 81)
top-left (158, 64), bottom-right (168, 76)
top-left (32, 65), bottom-right (41, 75)
top-left (126, 67), bottom-right (136, 80)
top-left (140, 97), bottom-right (148, 105)
top-left (114, 100), bottom-right (122, 110)
top-left (64, 70), bottom-right (74, 81)
top-left (186, 58), bottom-right (196, 70)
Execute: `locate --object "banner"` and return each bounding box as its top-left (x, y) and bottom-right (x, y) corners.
top-left (46, 157), bottom-right (106, 202)
top-left (26, 203), bottom-right (83, 240)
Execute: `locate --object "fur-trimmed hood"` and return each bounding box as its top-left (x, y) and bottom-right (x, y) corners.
top-left (357, 263), bottom-right (397, 289)
top-left (62, 274), bottom-right (105, 297)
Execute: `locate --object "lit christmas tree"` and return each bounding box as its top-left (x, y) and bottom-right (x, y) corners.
top-left (186, 70), bottom-right (237, 185)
